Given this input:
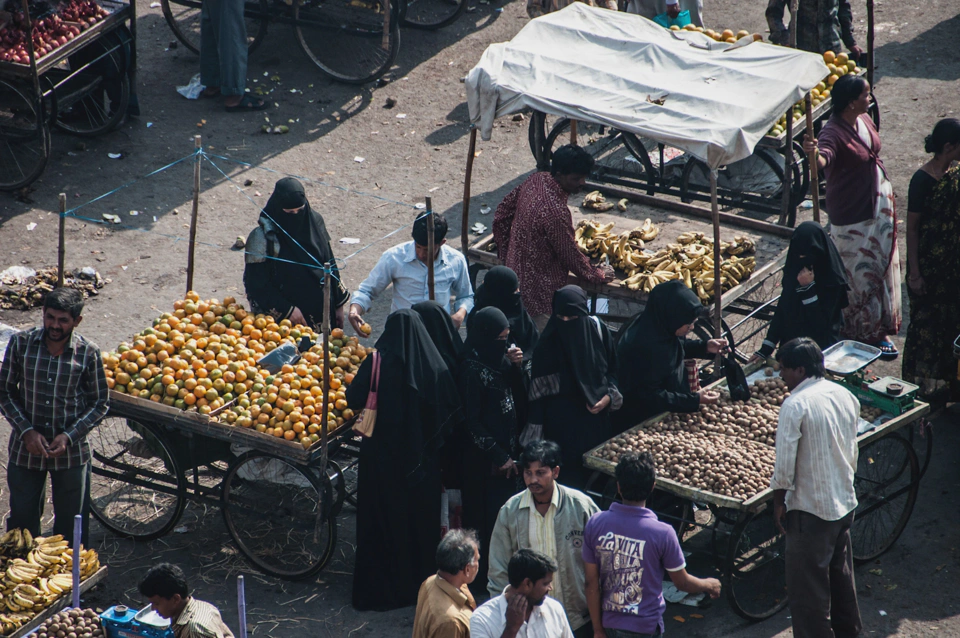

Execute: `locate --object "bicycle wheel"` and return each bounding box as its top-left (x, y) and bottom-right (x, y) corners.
top-left (545, 119), bottom-right (657, 194)
top-left (222, 452), bottom-right (337, 580)
top-left (680, 148), bottom-right (800, 213)
top-left (89, 418), bottom-right (187, 540)
top-left (294, 0), bottom-right (400, 85)
top-left (53, 32), bottom-right (130, 137)
top-left (0, 80), bottom-right (50, 191)
top-left (399, 0), bottom-right (466, 30)
top-left (161, 0), bottom-right (269, 56)
top-left (725, 507), bottom-right (788, 621)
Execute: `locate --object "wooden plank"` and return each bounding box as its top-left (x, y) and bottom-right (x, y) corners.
top-left (8, 567), bottom-right (108, 638)
top-left (856, 400), bottom-right (930, 447)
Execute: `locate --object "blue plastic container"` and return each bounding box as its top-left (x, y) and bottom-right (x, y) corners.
top-left (100, 606), bottom-right (174, 638)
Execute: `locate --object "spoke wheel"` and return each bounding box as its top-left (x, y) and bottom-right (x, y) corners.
top-left (294, 0), bottom-right (399, 85)
top-left (161, 0), bottom-right (269, 56)
top-left (53, 32), bottom-right (130, 137)
top-left (399, 0), bottom-right (466, 30)
top-left (222, 452), bottom-right (337, 580)
top-left (680, 148), bottom-right (803, 213)
top-left (89, 418), bottom-right (186, 540)
top-left (544, 119), bottom-right (657, 194)
top-left (0, 80), bottom-right (50, 192)
top-left (851, 433), bottom-right (919, 563)
top-left (725, 507), bottom-right (788, 621)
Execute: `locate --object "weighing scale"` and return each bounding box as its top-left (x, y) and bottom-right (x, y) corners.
top-left (823, 341), bottom-right (918, 416)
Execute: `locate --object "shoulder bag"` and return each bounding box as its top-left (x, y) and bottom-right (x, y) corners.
top-left (352, 352), bottom-right (381, 438)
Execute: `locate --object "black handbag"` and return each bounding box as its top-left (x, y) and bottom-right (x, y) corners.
top-left (723, 356), bottom-right (751, 401)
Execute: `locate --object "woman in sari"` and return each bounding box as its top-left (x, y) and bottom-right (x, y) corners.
top-left (903, 119), bottom-right (960, 400)
top-left (804, 75), bottom-right (901, 359)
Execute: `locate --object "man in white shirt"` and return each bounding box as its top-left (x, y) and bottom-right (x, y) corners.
top-left (471, 549), bottom-right (573, 638)
top-left (348, 212), bottom-right (474, 336)
top-left (770, 337), bottom-right (862, 638)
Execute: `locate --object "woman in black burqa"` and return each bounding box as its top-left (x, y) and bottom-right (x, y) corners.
top-left (527, 285), bottom-right (620, 490)
top-left (457, 307), bottom-right (527, 592)
top-left (752, 222), bottom-right (849, 360)
top-left (614, 280), bottom-right (728, 431)
top-left (345, 310), bottom-right (462, 611)
top-left (469, 266), bottom-right (540, 355)
top-left (412, 300), bottom-right (466, 371)
top-left (243, 177), bottom-right (349, 328)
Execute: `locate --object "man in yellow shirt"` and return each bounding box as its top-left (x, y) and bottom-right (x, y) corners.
top-left (413, 529), bottom-right (480, 638)
top-left (139, 564), bottom-right (235, 638)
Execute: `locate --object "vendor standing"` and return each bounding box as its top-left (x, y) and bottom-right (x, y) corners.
top-left (494, 145), bottom-right (614, 331)
top-left (626, 0), bottom-right (704, 29)
top-left (243, 178), bottom-right (349, 328)
top-left (613, 281), bottom-right (727, 432)
top-left (766, 0), bottom-right (862, 59)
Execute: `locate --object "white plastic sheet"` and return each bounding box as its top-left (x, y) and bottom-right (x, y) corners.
top-left (466, 4), bottom-right (829, 169)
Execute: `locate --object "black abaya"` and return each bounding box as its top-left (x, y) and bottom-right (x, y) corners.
top-left (468, 266), bottom-right (539, 355)
top-left (412, 300), bottom-right (465, 372)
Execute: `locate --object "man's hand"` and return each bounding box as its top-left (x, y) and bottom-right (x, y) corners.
top-left (698, 389), bottom-right (720, 405)
top-left (774, 498), bottom-right (787, 536)
top-left (797, 267), bottom-right (815, 287)
top-left (849, 45), bottom-right (864, 62)
top-left (600, 265), bottom-right (615, 283)
top-left (289, 307), bottom-right (307, 327)
top-left (593, 630), bottom-right (608, 638)
top-left (450, 307), bottom-right (468, 330)
top-left (702, 578), bottom-right (722, 599)
top-left (748, 352), bottom-right (765, 365)
top-left (706, 339), bottom-right (728, 355)
top-left (507, 346), bottom-right (523, 366)
top-left (503, 591), bottom-right (528, 636)
top-left (587, 394), bottom-right (611, 414)
top-left (22, 430), bottom-right (49, 457)
top-left (348, 304), bottom-right (367, 337)
top-left (47, 434), bottom-right (71, 457)
top-left (334, 305), bottom-right (345, 329)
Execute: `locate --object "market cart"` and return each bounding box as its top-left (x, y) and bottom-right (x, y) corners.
top-left (0, 0), bottom-right (136, 191)
top-left (583, 358), bottom-right (931, 621)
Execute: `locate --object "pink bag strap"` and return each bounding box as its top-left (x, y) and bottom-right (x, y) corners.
top-left (365, 352), bottom-right (380, 409)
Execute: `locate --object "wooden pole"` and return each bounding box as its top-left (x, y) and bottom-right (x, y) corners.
top-left (461, 128), bottom-right (478, 260)
top-left (805, 93), bottom-right (821, 223)
top-left (320, 263), bottom-right (331, 472)
top-left (569, 120), bottom-right (578, 146)
top-left (186, 135), bottom-right (201, 295)
top-left (711, 172), bottom-right (723, 376)
top-left (57, 193), bottom-right (66, 287)
top-left (426, 197), bottom-right (435, 301)
top-left (778, 0), bottom-right (799, 227)
top-left (866, 0), bottom-right (875, 87)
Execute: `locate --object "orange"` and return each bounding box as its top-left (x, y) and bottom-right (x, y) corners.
top-left (823, 50), bottom-right (836, 64)
top-left (283, 430), bottom-right (296, 441)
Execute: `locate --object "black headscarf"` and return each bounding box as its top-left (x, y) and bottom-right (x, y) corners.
top-left (470, 266), bottom-right (539, 354)
top-left (374, 309), bottom-right (462, 475)
top-left (261, 178), bottom-right (334, 285)
top-left (412, 301), bottom-right (465, 372)
top-left (466, 307), bottom-right (510, 369)
top-left (617, 280), bottom-right (703, 396)
top-left (782, 222), bottom-right (849, 308)
top-left (531, 286), bottom-right (611, 406)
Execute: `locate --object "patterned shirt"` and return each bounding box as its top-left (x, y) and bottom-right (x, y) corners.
top-left (493, 173), bottom-right (605, 317)
top-left (0, 327), bottom-right (109, 471)
top-left (766, 0), bottom-right (857, 54)
top-left (526, 0), bottom-right (617, 19)
top-left (173, 598), bottom-right (235, 638)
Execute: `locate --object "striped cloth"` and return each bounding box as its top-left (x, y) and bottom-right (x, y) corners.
top-left (173, 598), bottom-right (235, 638)
top-left (520, 486), bottom-right (564, 610)
top-left (0, 327), bottom-right (109, 471)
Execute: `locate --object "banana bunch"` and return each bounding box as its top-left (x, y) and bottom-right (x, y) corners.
top-left (723, 235), bottom-right (756, 256)
top-left (636, 219), bottom-right (659, 242)
top-left (582, 191), bottom-right (616, 212)
top-left (575, 219), bottom-right (661, 273)
top-left (62, 548), bottom-right (100, 581)
top-left (0, 530), bottom-right (34, 560)
top-left (26, 536), bottom-right (68, 576)
top-left (0, 611), bottom-right (32, 635)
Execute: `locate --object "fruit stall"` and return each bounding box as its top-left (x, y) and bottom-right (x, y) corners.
top-left (91, 290), bottom-right (367, 580)
top-left (0, 0), bottom-right (136, 191)
top-left (582, 350), bottom-right (931, 622)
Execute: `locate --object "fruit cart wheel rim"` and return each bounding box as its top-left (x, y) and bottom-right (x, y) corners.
top-left (160, 0), bottom-right (269, 56)
top-left (724, 506), bottom-right (789, 621)
top-left (0, 79), bottom-right (52, 192)
top-left (398, 0), bottom-right (467, 31)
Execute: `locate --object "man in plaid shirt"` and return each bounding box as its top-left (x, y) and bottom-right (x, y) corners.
top-left (0, 288), bottom-right (109, 544)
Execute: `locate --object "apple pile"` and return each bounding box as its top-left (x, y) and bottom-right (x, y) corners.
top-left (0, 0), bottom-right (109, 64)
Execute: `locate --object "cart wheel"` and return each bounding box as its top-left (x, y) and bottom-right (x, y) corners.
top-left (905, 419), bottom-right (933, 480)
top-left (53, 32), bottom-right (130, 137)
top-left (724, 507), bottom-right (788, 621)
top-left (851, 433), bottom-right (919, 563)
top-left (868, 92), bottom-right (880, 131)
top-left (583, 472), bottom-right (618, 510)
top-left (680, 149), bottom-right (802, 213)
top-left (89, 417), bottom-right (187, 540)
top-left (0, 80), bottom-right (51, 192)
top-left (160, 0), bottom-right (269, 56)
top-left (543, 119), bottom-right (657, 195)
top-left (294, 0), bottom-right (400, 85)
top-left (399, 0), bottom-right (466, 30)
top-left (222, 451), bottom-right (337, 580)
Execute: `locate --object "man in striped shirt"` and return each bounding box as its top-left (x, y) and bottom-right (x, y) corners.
top-left (0, 288), bottom-right (108, 544)
top-left (771, 337), bottom-right (861, 638)
top-left (140, 563), bottom-right (235, 638)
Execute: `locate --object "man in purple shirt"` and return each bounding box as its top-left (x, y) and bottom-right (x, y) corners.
top-left (582, 452), bottom-right (720, 637)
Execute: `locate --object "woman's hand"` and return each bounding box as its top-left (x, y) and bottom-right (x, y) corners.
top-left (797, 267), bottom-right (815, 287)
top-left (289, 307), bottom-right (307, 327)
top-left (706, 339), bottom-right (729, 354)
top-left (748, 352), bottom-right (765, 365)
top-left (587, 395), bottom-right (611, 414)
top-left (499, 458), bottom-right (518, 478)
top-left (908, 274), bottom-right (926, 295)
top-left (698, 389), bottom-right (720, 405)
top-left (802, 134), bottom-right (818, 155)
top-left (507, 346), bottom-right (523, 366)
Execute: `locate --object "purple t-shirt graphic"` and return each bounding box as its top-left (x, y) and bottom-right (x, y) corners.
top-left (582, 503), bottom-right (686, 634)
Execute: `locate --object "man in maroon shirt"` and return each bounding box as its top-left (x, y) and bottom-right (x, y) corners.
top-left (493, 146), bottom-right (615, 328)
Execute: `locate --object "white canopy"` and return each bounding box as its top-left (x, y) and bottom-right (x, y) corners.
top-left (466, 4), bottom-right (829, 169)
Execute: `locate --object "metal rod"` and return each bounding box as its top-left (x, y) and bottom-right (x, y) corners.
top-left (777, 0), bottom-right (799, 227)
top-left (237, 576), bottom-right (248, 638)
top-left (569, 119), bottom-right (578, 146)
top-left (805, 93), bottom-right (821, 223)
top-left (710, 172), bottom-right (722, 341)
top-left (20, 0), bottom-right (42, 101)
top-left (866, 0), bottom-right (875, 87)
top-left (461, 128), bottom-right (478, 259)
top-left (320, 264), bottom-right (331, 472)
top-left (426, 197), bottom-right (435, 300)
top-left (186, 135), bottom-right (201, 295)
top-left (58, 193), bottom-right (66, 287)
top-left (72, 515), bottom-right (82, 608)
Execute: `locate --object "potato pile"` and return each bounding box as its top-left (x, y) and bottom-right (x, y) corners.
top-left (594, 378), bottom-right (790, 501)
top-left (34, 609), bottom-right (103, 638)
top-left (860, 406), bottom-right (884, 422)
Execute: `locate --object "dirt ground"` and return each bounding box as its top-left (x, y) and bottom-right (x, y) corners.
top-left (1, 0), bottom-right (959, 634)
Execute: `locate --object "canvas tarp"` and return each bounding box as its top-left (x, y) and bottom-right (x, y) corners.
top-left (465, 3), bottom-right (829, 169)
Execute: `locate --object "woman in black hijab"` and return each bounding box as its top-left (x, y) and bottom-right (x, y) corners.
top-left (752, 222), bottom-right (850, 360)
top-left (243, 177), bottom-right (349, 328)
top-left (412, 300), bottom-right (465, 371)
top-left (457, 306), bottom-right (526, 593)
top-left (614, 281), bottom-right (728, 431)
top-left (527, 285), bottom-right (621, 490)
top-left (469, 266), bottom-right (539, 355)
top-left (345, 310), bottom-right (461, 612)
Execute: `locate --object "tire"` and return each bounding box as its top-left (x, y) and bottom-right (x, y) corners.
top-left (89, 418), bottom-right (187, 540)
top-left (53, 32), bottom-right (130, 137)
top-left (544, 119), bottom-right (657, 194)
top-left (399, 0), bottom-right (466, 30)
top-left (221, 452), bottom-right (337, 580)
top-left (294, 0), bottom-right (400, 85)
top-left (0, 79), bottom-right (51, 191)
top-left (851, 433), bottom-right (919, 563)
top-left (161, 0), bottom-right (269, 56)
top-left (680, 149), bottom-right (802, 213)
top-left (724, 507), bottom-right (789, 621)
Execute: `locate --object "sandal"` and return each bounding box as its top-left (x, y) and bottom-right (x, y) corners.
top-left (873, 339), bottom-right (899, 361)
top-left (225, 94), bottom-right (267, 112)
top-left (200, 87), bottom-right (221, 99)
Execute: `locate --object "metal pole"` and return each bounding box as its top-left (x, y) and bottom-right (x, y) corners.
top-left (805, 93), bottom-right (821, 223)
top-left (237, 576), bottom-right (248, 638)
top-left (569, 120), bottom-right (578, 146)
top-left (58, 193), bottom-right (66, 287)
top-left (778, 0), bottom-right (799, 226)
top-left (186, 135), bottom-right (201, 295)
top-left (20, 0), bottom-right (41, 101)
top-left (711, 172), bottom-right (723, 376)
top-left (426, 197), bottom-right (435, 301)
top-left (866, 0), bottom-right (875, 87)
top-left (320, 263), bottom-right (331, 471)
top-left (71, 515), bottom-right (82, 608)
top-left (461, 128), bottom-right (478, 260)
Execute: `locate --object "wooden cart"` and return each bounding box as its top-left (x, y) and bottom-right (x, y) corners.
top-left (582, 372), bottom-right (931, 621)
